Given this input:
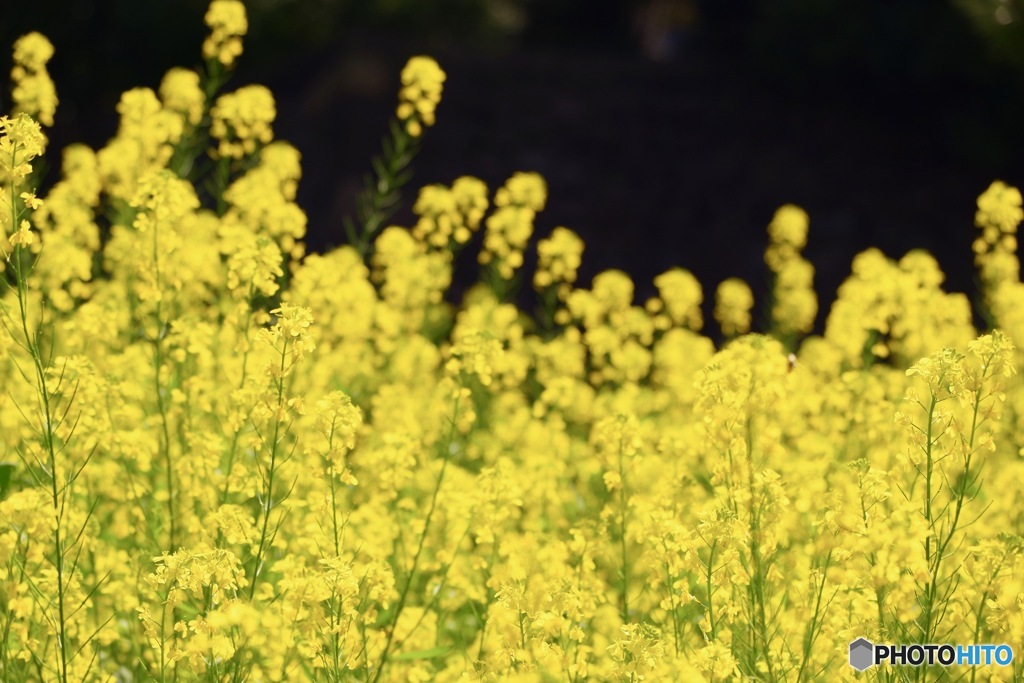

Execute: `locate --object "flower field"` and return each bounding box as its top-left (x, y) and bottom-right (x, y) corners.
top-left (3, 2), bottom-right (1024, 681)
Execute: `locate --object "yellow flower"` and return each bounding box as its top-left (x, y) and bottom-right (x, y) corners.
top-left (0, 113), bottom-right (47, 181)
top-left (203, 0), bottom-right (248, 66)
top-left (210, 85), bottom-right (276, 159)
top-left (767, 203), bottom-right (809, 251)
top-left (396, 56), bottom-right (446, 137)
top-left (226, 234), bottom-right (284, 298)
top-left (714, 277), bottom-right (754, 337)
top-left (160, 68), bottom-right (205, 126)
top-left (591, 412), bottom-right (643, 460)
top-left (11, 32), bottom-right (57, 127)
top-left (315, 390), bottom-right (364, 469)
top-left (19, 191), bottom-right (42, 210)
top-left (9, 219), bottom-right (34, 246)
top-left (446, 327), bottom-right (504, 386)
top-left (764, 204), bottom-right (816, 338)
top-left (534, 226), bottom-right (584, 293)
top-left (480, 172), bottom-right (547, 280)
top-left (653, 268), bottom-right (703, 330)
top-left (413, 177), bottom-right (489, 248)
top-left (976, 180), bottom-right (1023, 237)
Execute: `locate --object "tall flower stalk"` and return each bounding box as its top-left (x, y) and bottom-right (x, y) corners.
top-left (1, 114), bottom-right (73, 683)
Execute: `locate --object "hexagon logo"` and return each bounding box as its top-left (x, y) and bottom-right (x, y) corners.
top-left (849, 637), bottom-right (875, 671)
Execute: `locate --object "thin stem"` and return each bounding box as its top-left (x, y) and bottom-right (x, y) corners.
top-left (664, 560), bottom-right (681, 656)
top-left (346, 121), bottom-right (417, 258)
top-left (150, 212), bottom-right (176, 551)
top-left (219, 281), bottom-right (256, 507)
top-left (369, 392), bottom-right (460, 683)
top-left (705, 539), bottom-right (717, 640)
top-left (9, 142), bottom-right (69, 683)
top-left (617, 444), bottom-right (630, 623)
top-left (248, 339), bottom-right (289, 599)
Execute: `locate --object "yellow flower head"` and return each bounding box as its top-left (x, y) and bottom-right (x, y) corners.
top-left (412, 178), bottom-right (489, 249)
top-left (965, 329), bottom-right (1016, 385)
top-left (396, 56), bottom-right (446, 137)
top-left (315, 391), bottom-right (363, 451)
top-left (905, 347), bottom-right (966, 401)
top-left (764, 204), bottom-right (816, 338)
top-left (767, 203), bottom-right (809, 250)
top-left (412, 184), bottom-right (459, 248)
top-left (452, 176), bottom-right (489, 233)
top-left (608, 623), bottom-right (665, 680)
top-left (653, 268), bottom-right (703, 330)
top-left (976, 180), bottom-right (1023, 238)
top-left (263, 303), bottom-right (316, 371)
top-left (12, 32), bottom-right (54, 72)
top-left (0, 113), bottom-right (47, 188)
top-left (446, 327), bottom-right (504, 387)
top-left (11, 32), bottom-right (57, 127)
top-left (9, 219), bottom-right (35, 247)
top-left (210, 85), bottom-right (276, 159)
top-left (480, 172), bottom-right (547, 280)
top-left (715, 277), bottom-right (754, 337)
top-left (974, 182), bottom-right (1023, 299)
top-left (203, 0), bottom-right (248, 66)
top-left (160, 68), bottom-right (205, 126)
top-left (534, 226), bottom-right (584, 292)
top-left (494, 171), bottom-right (547, 211)
top-left (270, 302), bottom-right (314, 341)
top-left (130, 170), bottom-right (200, 233)
top-left (590, 412), bottom-right (643, 460)
top-left (226, 233), bottom-right (284, 298)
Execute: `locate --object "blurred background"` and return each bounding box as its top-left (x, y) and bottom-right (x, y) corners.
top-left (4, 0), bottom-right (1024, 331)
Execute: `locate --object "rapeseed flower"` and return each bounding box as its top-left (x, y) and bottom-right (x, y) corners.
top-left (11, 32), bottom-right (57, 127)
top-left (0, 8), bottom-right (1022, 682)
top-left (210, 85), bottom-right (276, 159)
top-left (714, 277), bottom-right (754, 337)
top-left (397, 56), bottom-right (446, 137)
top-left (203, 0), bottom-right (248, 67)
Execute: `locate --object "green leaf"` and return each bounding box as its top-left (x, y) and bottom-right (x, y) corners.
top-left (0, 462), bottom-right (16, 500)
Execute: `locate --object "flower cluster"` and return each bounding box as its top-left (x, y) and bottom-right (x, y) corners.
top-left (412, 176), bottom-right (489, 249)
top-left (98, 87), bottom-right (187, 199)
top-left (203, 0), bottom-right (248, 67)
top-left (210, 85), bottom-right (276, 159)
top-left (160, 68), bottom-right (205, 127)
top-left (0, 113), bottom-right (47, 250)
top-left (534, 225), bottom-right (584, 296)
top-left (11, 32), bottom-right (57, 128)
top-left (714, 277), bottom-right (754, 337)
top-left (765, 203), bottom-right (817, 341)
top-left (973, 181), bottom-right (1024, 358)
top-left (479, 171), bottom-right (547, 281)
top-left (2, 10), bottom-right (1024, 683)
top-left (823, 247), bottom-right (974, 367)
top-left (396, 56), bottom-right (446, 137)
top-left (648, 267), bottom-right (703, 331)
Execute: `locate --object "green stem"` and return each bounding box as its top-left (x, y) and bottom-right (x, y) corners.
top-left (617, 444), bottom-right (630, 623)
top-left (9, 144), bottom-right (69, 683)
top-left (705, 539), bottom-right (717, 640)
top-left (248, 339), bottom-right (289, 599)
top-left (919, 393), bottom-right (938, 657)
top-left (370, 392), bottom-right (460, 683)
top-left (219, 281), bottom-right (256, 507)
top-left (326, 423), bottom-right (345, 678)
top-left (347, 121), bottom-right (417, 258)
top-left (664, 560), bottom-right (681, 656)
top-left (150, 214), bottom-right (176, 551)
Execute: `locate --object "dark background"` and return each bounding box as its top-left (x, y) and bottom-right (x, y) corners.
top-left (5, 0), bottom-right (1024, 331)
